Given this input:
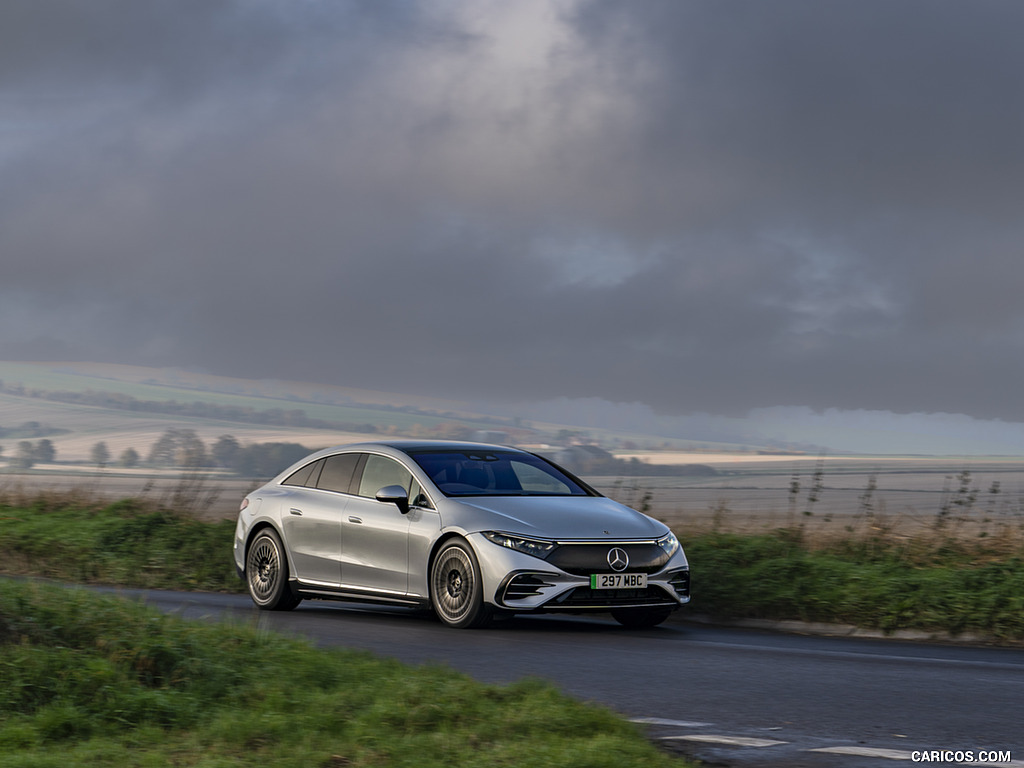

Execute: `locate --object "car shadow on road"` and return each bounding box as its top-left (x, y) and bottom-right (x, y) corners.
top-left (283, 600), bottom-right (688, 636)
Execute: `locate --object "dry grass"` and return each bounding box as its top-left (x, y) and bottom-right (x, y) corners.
top-left (593, 460), bottom-right (1024, 555)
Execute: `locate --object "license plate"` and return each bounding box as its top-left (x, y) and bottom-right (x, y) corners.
top-left (590, 573), bottom-right (648, 589)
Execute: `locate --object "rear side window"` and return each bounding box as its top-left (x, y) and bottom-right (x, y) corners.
top-left (282, 459), bottom-right (322, 488)
top-left (316, 453), bottom-right (361, 494)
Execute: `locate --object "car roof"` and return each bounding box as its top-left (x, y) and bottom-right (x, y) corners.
top-left (323, 439), bottom-right (527, 454)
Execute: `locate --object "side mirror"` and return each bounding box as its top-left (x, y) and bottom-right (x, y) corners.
top-left (375, 485), bottom-right (410, 514)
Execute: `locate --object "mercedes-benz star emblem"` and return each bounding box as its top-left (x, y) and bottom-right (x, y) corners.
top-left (607, 547), bottom-right (629, 572)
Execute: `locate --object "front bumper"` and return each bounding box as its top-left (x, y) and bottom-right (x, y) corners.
top-left (494, 566), bottom-right (689, 611)
top-left (469, 532), bottom-right (691, 613)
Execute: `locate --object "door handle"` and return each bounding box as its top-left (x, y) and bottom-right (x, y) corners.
top-left (289, 508), bottom-right (302, 516)
top-left (348, 516), bottom-right (363, 524)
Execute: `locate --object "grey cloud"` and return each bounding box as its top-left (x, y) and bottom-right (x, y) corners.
top-left (2, 1), bottom-right (1024, 428)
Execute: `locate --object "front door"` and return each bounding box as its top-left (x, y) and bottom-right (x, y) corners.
top-left (341, 453), bottom-right (415, 594)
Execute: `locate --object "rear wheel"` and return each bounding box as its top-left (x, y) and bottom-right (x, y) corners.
top-left (246, 529), bottom-right (301, 611)
top-left (430, 540), bottom-right (491, 628)
top-left (611, 607), bottom-right (672, 629)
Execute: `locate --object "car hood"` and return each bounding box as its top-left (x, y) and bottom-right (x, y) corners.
top-left (444, 495), bottom-right (668, 541)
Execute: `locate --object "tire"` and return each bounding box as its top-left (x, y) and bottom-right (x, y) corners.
top-left (611, 607), bottom-right (672, 629)
top-left (430, 540), bottom-right (491, 628)
top-left (246, 529), bottom-right (301, 611)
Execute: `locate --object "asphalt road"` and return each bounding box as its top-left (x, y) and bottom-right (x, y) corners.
top-left (107, 588), bottom-right (1024, 768)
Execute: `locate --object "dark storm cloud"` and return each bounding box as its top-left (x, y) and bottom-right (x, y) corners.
top-left (3, 0), bottom-right (1024, 422)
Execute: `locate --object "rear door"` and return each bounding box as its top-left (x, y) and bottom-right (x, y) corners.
top-left (280, 454), bottom-right (359, 586)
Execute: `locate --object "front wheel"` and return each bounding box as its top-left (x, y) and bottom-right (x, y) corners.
top-left (246, 529), bottom-right (301, 611)
top-left (430, 540), bottom-right (491, 628)
top-left (611, 607), bottom-right (673, 629)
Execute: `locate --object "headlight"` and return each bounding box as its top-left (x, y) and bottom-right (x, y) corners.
top-left (657, 531), bottom-right (679, 557)
top-left (482, 531), bottom-right (556, 559)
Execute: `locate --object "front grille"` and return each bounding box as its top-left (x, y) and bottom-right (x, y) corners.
top-left (546, 543), bottom-right (669, 575)
top-left (547, 585), bottom-right (676, 609)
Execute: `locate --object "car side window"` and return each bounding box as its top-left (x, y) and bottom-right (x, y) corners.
top-left (282, 459), bottom-right (322, 487)
top-left (316, 453), bottom-right (361, 494)
top-left (357, 454), bottom-right (412, 499)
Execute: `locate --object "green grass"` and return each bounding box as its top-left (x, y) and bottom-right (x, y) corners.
top-left (0, 496), bottom-right (241, 592)
top-left (685, 530), bottom-right (1024, 641)
top-left (0, 580), bottom-right (690, 767)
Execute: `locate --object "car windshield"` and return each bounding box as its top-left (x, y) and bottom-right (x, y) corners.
top-left (406, 449), bottom-right (592, 497)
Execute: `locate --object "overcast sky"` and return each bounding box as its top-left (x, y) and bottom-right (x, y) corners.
top-left (4, 1), bottom-right (1024, 450)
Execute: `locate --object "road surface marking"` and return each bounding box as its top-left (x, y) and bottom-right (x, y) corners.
top-left (662, 734), bottom-right (788, 747)
top-left (629, 717), bottom-right (712, 727)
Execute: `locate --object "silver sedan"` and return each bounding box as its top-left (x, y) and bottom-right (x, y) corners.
top-left (233, 440), bottom-right (690, 628)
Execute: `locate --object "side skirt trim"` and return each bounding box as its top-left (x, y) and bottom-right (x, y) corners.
top-left (293, 583), bottom-right (430, 608)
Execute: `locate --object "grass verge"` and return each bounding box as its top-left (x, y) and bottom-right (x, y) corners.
top-left (0, 494), bottom-right (240, 592)
top-left (686, 530), bottom-right (1024, 641)
top-left (0, 580), bottom-right (691, 767)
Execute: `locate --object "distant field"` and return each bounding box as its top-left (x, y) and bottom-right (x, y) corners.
top-left (0, 360), bottom-right (511, 464)
top-left (0, 360), bottom-right (472, 411)
top-left (0, 389), bottom-right (374, 463)
top-left (0, 360), bottom-right (750, 454)
top-left (0, 361), bottom-right (494, 432)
